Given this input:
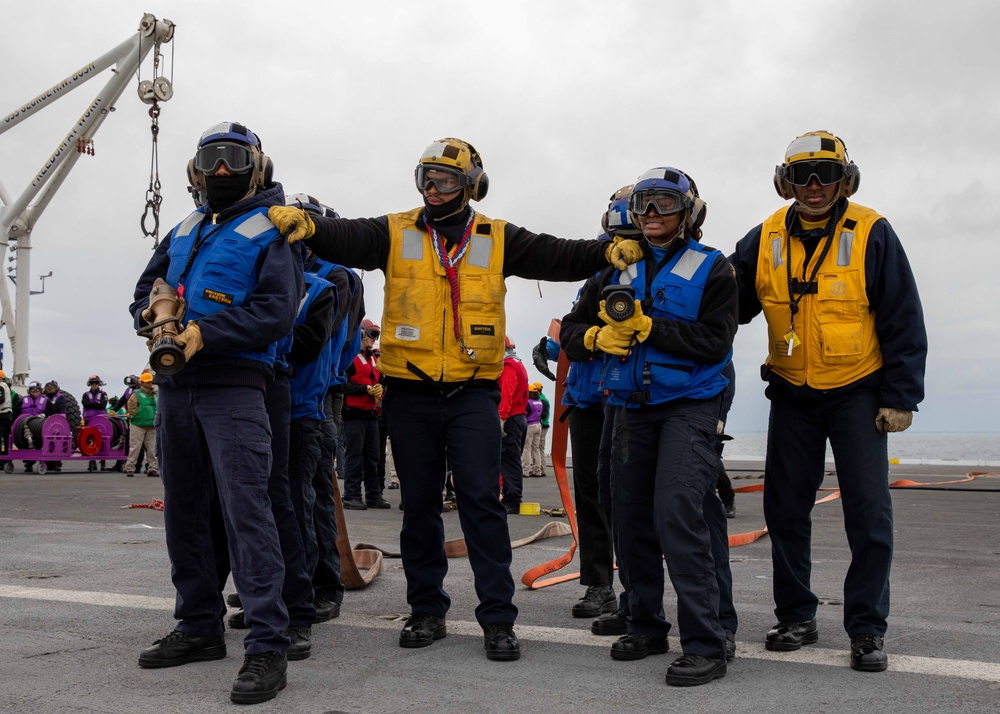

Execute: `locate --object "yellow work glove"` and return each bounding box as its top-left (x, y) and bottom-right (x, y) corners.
top-left (605, 238), bottom-right (644, 271)
top-left (597, 299), bottom-right (653, 342)
top-left (368, 383), bottom-right (384, 400)
top-left (875, 407), bottom-right (912, 433)
top-left (174, 321), bottom-right (204, 362)
top-left (268, 206), bottom-right (315, 243)
top-left (583, 325), bottom-right (632, 356)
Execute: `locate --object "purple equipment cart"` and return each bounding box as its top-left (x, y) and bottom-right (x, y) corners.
top-left (2, 413), bottom-right (130, 474)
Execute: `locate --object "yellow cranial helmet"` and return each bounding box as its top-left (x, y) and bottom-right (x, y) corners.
top-left (774, 130), bottom-right (860, 200)
top-left (414, 138), bottom-right (489, 202)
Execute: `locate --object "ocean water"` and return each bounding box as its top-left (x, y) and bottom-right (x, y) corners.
top-left (726, 432), bottom-right (1000, 465)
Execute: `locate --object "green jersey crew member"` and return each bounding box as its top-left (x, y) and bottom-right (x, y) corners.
top-left (269, 137), bottom-right (643, 662)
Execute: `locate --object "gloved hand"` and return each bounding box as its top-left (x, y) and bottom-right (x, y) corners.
top-left (583, 325), bottom-right (632, 356)
top-left (368, 383), bottom-right (384, 400)
top-left (268, 206), bottom-right (315, 243)
top-left (875, 407), bottom-right (912, 433)
top-left (532, 336), bottom-right (557, 381)
top-left (598, 299), bottom-right (653, 342)
top-left (605, 238), bottom-right (644, 271)
top-left (717, 420), bottom-right (725, 435)
top-left (141, 307), bottom-right (154, 325)
top-left (500, 418), bottom-right (507, 436)
top-left (174, 321), bottom-right (203, 362)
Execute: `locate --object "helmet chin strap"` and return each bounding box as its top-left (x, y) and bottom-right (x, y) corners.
top-left (794, 187), bottom-right (840, 218)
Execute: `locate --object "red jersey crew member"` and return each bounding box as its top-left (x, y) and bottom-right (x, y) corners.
top-left (342, 319), bottom-right (387, 509)
top-left (268, 137), bottom-right (643, 662)
top-left (730, 131), bottom-right (927, 672)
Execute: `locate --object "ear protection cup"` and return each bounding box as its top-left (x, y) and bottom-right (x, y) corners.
top-left (773, 165), bottom-right (795, 200)
top-left (469, 168), bottom-right (488, 202)
top-left (187, 158), bottom-right (206, 194)
top-left (840, 161), bottom-right (860, 197)
top-left (463, 141), bottom-right (488, 202)
top-left (252, 152), bottom-right (272, 190)
top-left (689, 196), bottom-right (707, 231)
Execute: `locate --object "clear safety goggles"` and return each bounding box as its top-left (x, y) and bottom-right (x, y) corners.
top-left (785, 160), bottom-right (844, 187)
top-left (415, 165), bottom-right (471, 194)
top-left (629, 189), bottom-right (689, 216)
top-left (193, 141), bottom-right (256, 175)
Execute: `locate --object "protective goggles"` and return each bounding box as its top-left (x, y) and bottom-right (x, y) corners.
top-left (629, 189), bottom-right (689, 216)
top-left (193, 142), bottom-right (256, 175)
top-left (364, 329), bottom-right (380, 340)
top-left (415, 165), bottom-right (471, 194)
top-left (784, 160), bottom-right (844, 187)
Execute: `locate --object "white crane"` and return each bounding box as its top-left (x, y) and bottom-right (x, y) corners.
top-left (0, 13), bottom-right (175, 385)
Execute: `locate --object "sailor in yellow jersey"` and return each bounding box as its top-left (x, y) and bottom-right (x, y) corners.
top-left (730, 131), bottom-right (928, 673)
top-left (269, 137), bottom-right (643, 663)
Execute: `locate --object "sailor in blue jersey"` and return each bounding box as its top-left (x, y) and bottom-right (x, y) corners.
top-left (560, 168), bottom-right (737, 687)
top-left (129, 122), bottom-right (298, 705)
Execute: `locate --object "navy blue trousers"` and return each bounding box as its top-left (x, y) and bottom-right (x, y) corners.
top-left (313, 389), bottom-right (345, 604)
top-left (157, 383), bottom-right (289, 655)
top-left (605, 402), bottom-right (736, 632)
top-left (288, 417), bottom-right (324, 579)
top-left (265, 373), bottom-right (315, 627)
top-left (384, 385), bottom-right (516, 626)
top-left (614, 397), bottom-right (727, 659)
top-left (343, 417), bottom-right (382, 502)
top-left (568, 405), bottom-right (614, 586)
top-left (764, 385), bottom-right (891, 636)
top-left (499, 414), bottom-right (527, 504)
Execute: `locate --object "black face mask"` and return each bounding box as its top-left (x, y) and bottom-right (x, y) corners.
top-left (205, 173), bottom-right (254, 212)
top-left (423, 191), bottom-right (467, 223)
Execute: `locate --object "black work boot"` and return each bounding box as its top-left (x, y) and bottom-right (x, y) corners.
top-left (138, 630), bottom-right (226, 669)
top-left (483, 622), bottom-right (521, 661)
top-left (765, 619), bottom-right (818, 651)
top-left (313, 597), bottom-right (341, 623)
top-left (609, 633), bottom-right (669, 661)
top-left (228, 609), bottom-right (247, 630)
top-left (230, 651), bottom-right (287, 704)
top-left (571, 585), bottom-right (616, 618)
top-left (285, 626), bottom-right (312, 661)
top-left (665, 653), bottom-right (727, 686)
top-left (591, 607), bottom-right (629, 636)
top-left (850, 634), bottom-right (888, 672)
top-left (399, 613), bottom-right (447, 648)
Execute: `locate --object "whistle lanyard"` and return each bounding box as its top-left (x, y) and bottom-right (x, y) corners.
top-left (426, 212), bottom-right (477, 358)
top-left (783, 205), bottom-right (841, 355)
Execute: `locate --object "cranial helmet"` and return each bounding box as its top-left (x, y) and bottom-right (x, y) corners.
top-left (87, 374), bottom-right (105, 386)
top-left (286, 193), bottom-right (340, 218)
top-left (187, 122), bottom-right (272, 196)
top-left (773, 130), bottom-right (860, 201)
top-left (414, 138), bottom-right (489, 202)
top-left (28, 380), bottom-right (42, 391)
top-left (44, 380), bottom-right (59, 391)
top-left (124, 375), bottom-right (140, 388)
top-left (139, 373), bottom-right (154, 383)
top-left (504, 335), bottom-right (515, 350)
top-left (628, 168), bottom-right (707, 238)
top-left (360, 319), bottom-right (380, 339)
top-left (601, 184), bottom-right (641, 239)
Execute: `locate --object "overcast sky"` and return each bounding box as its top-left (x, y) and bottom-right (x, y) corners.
top-left (1, 0), bottom-right (997, 433)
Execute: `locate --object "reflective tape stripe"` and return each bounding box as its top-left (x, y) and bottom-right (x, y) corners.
top-left (176, 211), bottom-right (202, 239)
top-left (402, 229), bottom-right (424, 260)
top-left (468, 235), bottom-right (492, 268)
top-left (771, 235), bottom-right (784, 269)
top-left (837, 231), bottom-right (854, 266)
top-left (234, 212), bottom-right (273, 239)
top-left (671, 248), bottom-right (707, 281)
